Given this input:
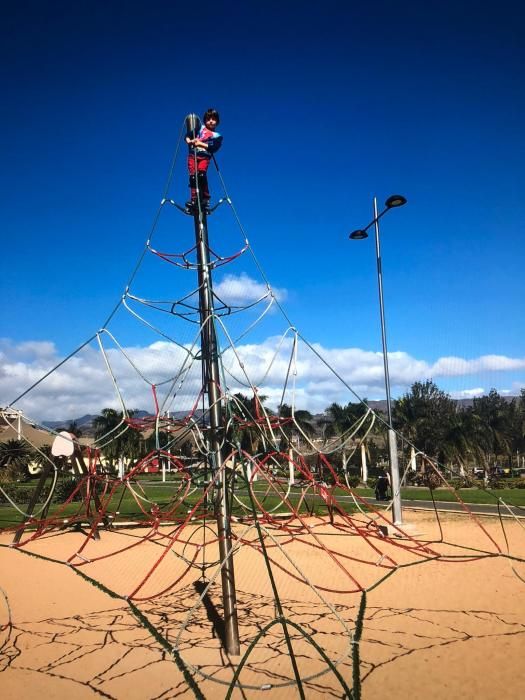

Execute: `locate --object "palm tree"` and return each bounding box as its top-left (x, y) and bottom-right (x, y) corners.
top-left (512, 390), bottom-right (525, 470)
top-left (276, 403), bottom-right (315, 483)
top-left (31, 443), bottom-right (54, 470)
top-left (519, 389), bottom-right (525, 438)
top-left (439, 409), bottom-right (481, 478)
top-left (65, 421), bottom-right (83, 438)
top-left (277, 403), bottom-right (314, 451)
top-left (0, 439), bottom-right (33, 482)
top-left (226, 392), bottom-right (271, 455)
top-left (323, 402), bottom-right (368, 475)
top-left (93, 408), bottom-right (143, 468)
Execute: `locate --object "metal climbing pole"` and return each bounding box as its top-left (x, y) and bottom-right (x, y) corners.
top-left (192, 202), bottom-right (240, 656)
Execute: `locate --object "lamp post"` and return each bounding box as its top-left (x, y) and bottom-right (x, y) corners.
top-left (349, 194), bottom-right (407, 525)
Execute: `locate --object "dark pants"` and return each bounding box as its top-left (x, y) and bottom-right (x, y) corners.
top-left (375, 477), bottom-right (389, 500)
top-left (188, 155), bottom-right (210, 200)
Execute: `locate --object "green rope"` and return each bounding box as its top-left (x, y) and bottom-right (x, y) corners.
top-left (225, 617), bottom-right (353, 699)
top-left (238, 454), bottom-right (306, 698)
top-left (352, 591), bottom-right (367, 700)
top-left (128, 601), bottom-right (205, 700)
top-left (224, 452), bottom-right (357, 698)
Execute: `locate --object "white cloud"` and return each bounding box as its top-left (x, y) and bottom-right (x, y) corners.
top-left (1, 336), bottom-right (524, 422)
top-left (430, 355), bottom-right (525, 376)
top-left (214, 273), bottom-right (287, 305)
top-left (450, 387), bottom-right (486, 399)
top-left (509, 381), bottom-right (525, 395)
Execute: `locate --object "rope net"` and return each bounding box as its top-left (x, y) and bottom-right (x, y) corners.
top-left (1, 119), bottom-right (524, 697)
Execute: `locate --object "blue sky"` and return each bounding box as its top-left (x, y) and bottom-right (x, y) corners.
top-left (1, 1), bottom-right (524, 420)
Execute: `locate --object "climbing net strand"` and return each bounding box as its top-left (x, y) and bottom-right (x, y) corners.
top-left (1, 116), bottom-right (524, 697)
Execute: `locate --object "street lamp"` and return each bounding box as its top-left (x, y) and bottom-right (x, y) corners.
top-left (349, 195), bottom-right (407, 240)
top-left (349, 194), bottom-right (407, 525)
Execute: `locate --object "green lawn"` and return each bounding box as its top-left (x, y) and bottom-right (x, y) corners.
top-left (352, 486), bottom-right (525, 506)
top-left (0, 484), bottom-right (348, 529)
top-left (1, 479), bottom-right (523, 530)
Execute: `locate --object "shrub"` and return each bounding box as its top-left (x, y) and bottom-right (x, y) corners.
top-left (422, 470), bottom-right (443, 490)
top-left (486, 478), bottom-right (505, 490)
top-left (0, 483), bottom-right (21, 503)
top-left (53, 478), bottom-right (83, 503)
top-left (0, 484), bottom-right (39, 504)
top-left (448, 477), bottom-right (474, 490)
top-left (405, 471), bottom-right (420, 486)
top-left (503, 478), bottom-right (525, 489)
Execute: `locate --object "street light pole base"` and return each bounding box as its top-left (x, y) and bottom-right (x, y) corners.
top-left (388, 429), bottom-right (403, 526)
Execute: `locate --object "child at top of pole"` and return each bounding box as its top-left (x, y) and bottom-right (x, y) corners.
top-left (185, 108), bottom-right (223, 210)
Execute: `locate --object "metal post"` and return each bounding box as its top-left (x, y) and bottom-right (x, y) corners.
top-left (373, 197), bottom-right (403, 525)
top-left (192, 204), bottom-right (240, 656)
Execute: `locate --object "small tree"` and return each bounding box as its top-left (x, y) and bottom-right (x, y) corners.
top-left (472, 389), bottom-right (514, 469)
top-left (393, 380), bottom-right (457, 463)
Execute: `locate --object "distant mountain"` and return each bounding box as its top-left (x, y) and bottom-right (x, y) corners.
top-left (42, 414), bottom-right (102, 430)
top-left (42, 396), bottom-right (520, 436)
top-left (42, 410), bottom-right (196, 436)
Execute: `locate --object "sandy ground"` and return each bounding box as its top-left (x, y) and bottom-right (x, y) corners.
top-left (1, 510), bottom-right (524, 699)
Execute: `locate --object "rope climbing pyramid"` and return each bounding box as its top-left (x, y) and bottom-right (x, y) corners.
top-left (1, 114), bottom-right (524, 698)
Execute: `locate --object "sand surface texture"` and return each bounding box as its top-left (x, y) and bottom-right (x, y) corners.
top-left (1, 510), bottom-right (524, 699)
